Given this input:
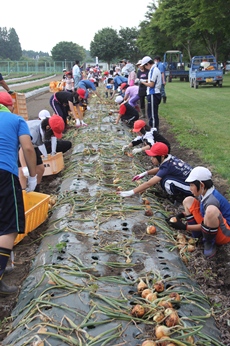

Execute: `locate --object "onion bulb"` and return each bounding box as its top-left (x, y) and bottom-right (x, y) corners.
top-left (113, 178), bottom-right (120, 184)
top-left (137, 279), bottom-right (148, 293)
top-left (146, 292), bottom-right (158, 302)
top-left (141, 288), bottom-right (152, 299)
top-left (165, 311), bottom-right (180, 327)
top-left (187, 244), bottom-right (196, 252)
top-left (155, 325), bottom-right (170, 339)
top-left (153, 311), bottom-right (165, 323)
top-left (169, 217), bottom-right (177, 222)
top-left (153, 281), bottom-right (164, 292)
top-left (145, 209), bottom-right (153, 216)
top-left (146, 225), bottom-right (157, 234)
top-left (168, 292), bottom-right (181, 302)
top-left (141, 341), bottom-right (156, 346)
top-left (131, 304), bottom-right (145, 318)
top-left (157, 300), bottom-right (173, 309)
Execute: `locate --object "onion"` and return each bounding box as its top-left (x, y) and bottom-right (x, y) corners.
top-left (169, 217), bottom-right (177, 222)
top-left (141, 341), bottom-right (156, 346)
top-left (157, 300), bottom-right (173, 309)
top-left (188, 237), bottom-right (196, 245)
top-left (153, 281), bottom-right (164, 292)
top-left (153, 311), bottom-right (165, 322)
top-left (113, 178), bottom-right (120, 184)
top-left (142, 198), bottom-right (150, 205)
top-left (155, 325), bottom-right (170, 339)
top-left (145, 209), bottom-right (153, 216)
top-left (146, 225), bottom-right (157, 234)
top-left (168, 292), bottom-right (181, 302)
top-left (131, 304), bottom-right (145, 318)
top-left (165, 311), bottom-right (180, 327)
top-left (141, 288), bottom-right (152, 299)
top-left (187, 244), bottom-right (196, 252)
top-left (137, 279), bottom-right (148, 293)
top-left (146, 292), bottom-right (158, 302)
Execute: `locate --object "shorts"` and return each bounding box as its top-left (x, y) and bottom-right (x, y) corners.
top-left (0, 169), bottom-right (25, 235)
top-left (18, 147), bottom-right (43, 167)
top-left (190, 199), bottom-right (230, 245)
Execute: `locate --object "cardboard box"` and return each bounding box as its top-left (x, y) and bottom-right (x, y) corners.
top-left (11, 92), bottom-right (28, 121)
top-left (42, 152), bottom-right (64, 176)
top-left (14, 191), bottom-right (50, 246)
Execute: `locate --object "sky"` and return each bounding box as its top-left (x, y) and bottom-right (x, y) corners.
top-left (1, 0), bottom-right (152, 54)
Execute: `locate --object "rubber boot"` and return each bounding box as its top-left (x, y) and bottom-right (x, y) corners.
top-left (201, 222), bottom-right (217, 258)
top-left (34, 184), bottom-right (40, 192)
top-left (105, 91), bottom-right (108, 98)
top-left (163, 96), bottom-right (167, 104)
top-left (0, 280), bottom-right (18, 295)
top-left (0, 247), bottom-right (11, 279)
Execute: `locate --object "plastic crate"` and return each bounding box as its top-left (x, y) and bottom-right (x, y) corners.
top-left (42, 152), bottom-right (64, 176)
top-left (11, 92), bottom-right (28, 121)
top-left (14, 191), bottom-right (50, 246)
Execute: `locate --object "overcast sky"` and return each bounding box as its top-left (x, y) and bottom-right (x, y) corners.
top-left (1, 0), bottom-right (151, 54)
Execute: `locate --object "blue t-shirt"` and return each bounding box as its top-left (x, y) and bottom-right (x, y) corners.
top-left (156, 155), bottom-right (192, 181)
top-left (0, 111), bottom-right (31, 176)
top-left (200, 188), bottom-right (230, 224)
top-left (78, 80), bottom-right (96, 91)
top-left (113, 76), bottom-right (128, 90)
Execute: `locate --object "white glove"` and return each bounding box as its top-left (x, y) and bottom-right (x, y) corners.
top-left (26, 175), bottom-right (37, 192)
top-left (132, 171), bottom-right (148, 181)
top-left (118, 190), bottom-right (135, 197)
top-left (22, 167), bottom-right (29, 178)
top-left (122, 145), bottom-right (130, 152)
top-left (51, 152), bottom-right (56, 156)
top-left (140, 79), bottom-right (147, 83)
top-left (132, 148), bottom-right (142, 155)
top-left (76, 119), bottom-right (81, 127)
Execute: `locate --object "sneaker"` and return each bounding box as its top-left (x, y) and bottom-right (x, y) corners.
top-left (4, 266), bottom-right (14, 275)
top-left (203, 239), bottom-right (216, 258)
top-left (0, 280), bottom-right (18, 295)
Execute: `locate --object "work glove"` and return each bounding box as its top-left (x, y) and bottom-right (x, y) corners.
top-left (166, 216), bottom-right (187, 230)
top-left (22, 167), bottom-right (29, 178)
top-left (117, 190), bottom-right (135, 197)
top-left (122, 144), bottom-right (130, 152)
top-left (140, 79), bottom-right (147, 84)
top-left (26, 175), bottom-right (37, 192)
top-left (132, 148), bottom-right (142, 155)
top-left (8, 90), bottom-right (14, 94)
top-left (132, 171), bottom-right (148, 181)
top-left (51, 152), bottom-right (56, 156)
top-left (76, 119), bottom-right (81, 128)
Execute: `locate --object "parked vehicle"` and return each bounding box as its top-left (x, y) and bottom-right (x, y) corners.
top-left (189, 55), bottom-right (223, 88)
top-left (163, 50), bottom-right (189, 82)
top-left (225, 61), bottom-right (230, 71)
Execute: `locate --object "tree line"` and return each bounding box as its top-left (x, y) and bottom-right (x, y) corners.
top-left (1, 0), bottom-right (230, 65)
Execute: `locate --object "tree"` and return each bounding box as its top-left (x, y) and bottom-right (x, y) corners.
top-left (118, 27), bottom-right (143, 63)
top-left (0, 27), bottom-right (22, 60)
top-left (90, 28), bottom-right (123, 66)
top-left (51, 41), bottom-right (86, 62)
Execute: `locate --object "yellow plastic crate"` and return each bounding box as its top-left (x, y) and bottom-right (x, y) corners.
top-left (42, 152), bottom-right (64, 176)
top-left (14, 191), bottom-right (50, 246)
top-left (11, 92), bottom-right (28, 121)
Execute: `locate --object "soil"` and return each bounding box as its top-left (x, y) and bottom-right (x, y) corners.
top-left (0, 94), bottom-right (230, 345)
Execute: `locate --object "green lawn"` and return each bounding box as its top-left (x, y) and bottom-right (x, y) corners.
top-left (160, 73), bottom-right (230, 191)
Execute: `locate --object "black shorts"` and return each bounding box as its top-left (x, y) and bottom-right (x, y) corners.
top-left (0, 170), bottom-right (25, 235)
top-left (18, 147), bottom-right (43, 167)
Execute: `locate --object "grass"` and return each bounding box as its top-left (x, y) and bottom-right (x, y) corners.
top-left (160, 73), bottom-right (230, 189)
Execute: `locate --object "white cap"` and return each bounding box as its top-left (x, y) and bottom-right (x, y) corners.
top-left (115, 96), bottom-right (124, 104)
top-left (140, 56), bottom-right (152, 66)
top-left (38, 109), bottom-right (51, 120)
top-left (185, 166), bottom-right (212, 182)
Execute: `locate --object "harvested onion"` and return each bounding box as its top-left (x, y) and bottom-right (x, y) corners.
top-left (187, 244), bottom-right (196, 252)
top-left (165, 311), bottom-right (180, 327)
top-left (157, 300), bottom-right (173, 309)
top-left (141, 288), bottom-right (152, 299)
top-left (141, 341), bottom-right (156, 346)
top-left (168, 292), bottom-right (181, 302)
top-left (169, 217), bottom-right (177, 222)
top-left (146, 292), bottom-right (158, 302)
top-left (155, 325), bottom-right (170, 339)
top-left (131, 304), bottom-right (145, 317)
top-left (137, 279), bottom-right (148, 293)
top-left (153, 281), bottom-right (164, 292)
top-left (145, 209), bottom-right (153, 216)
top-left (146, 225), bottom-right (156, 234)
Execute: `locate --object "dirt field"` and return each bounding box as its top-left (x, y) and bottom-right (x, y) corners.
top-left (0, 90), bottom-right (230, 345)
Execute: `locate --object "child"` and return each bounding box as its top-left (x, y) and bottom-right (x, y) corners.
top-left (63, 72), bottom-right (74, 92)
top-left (122, 119), bottom-right (170, 155)
top-left (167, 166), bottom-right (230, 258)
top-left (117, 142), bottom-right (193, 202)
top-left (111, 95), bottom-right (139, 127)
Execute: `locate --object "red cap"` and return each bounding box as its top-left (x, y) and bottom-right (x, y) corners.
top-left (104, 71), bottom-right (109, 75)
top-left (145, 142), bottom-right (169, 156)
top-left (0, 92), bottom-right (13, 107)
top-left (120, 83), bottom-right (128, 90)
top-left (77, 88), bottom-right (86, 99)
top-left (48, 115), bottom-right (65, 139)
top-left (133, 120), bottom-right (146, 132)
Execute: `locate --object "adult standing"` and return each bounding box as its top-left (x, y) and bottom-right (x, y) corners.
top-left (50, 89), bottom-right (86, 127)
top-left (0, 92), bottom-right (37, 295)
top-left (140, 56), bottom-right (161, 130)
top-left (136, 60), bottom-right (149, 118)
top-left (72, 60), bottom-right (81, 90)
top-left (154, 55), bottom-right (167, 103)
